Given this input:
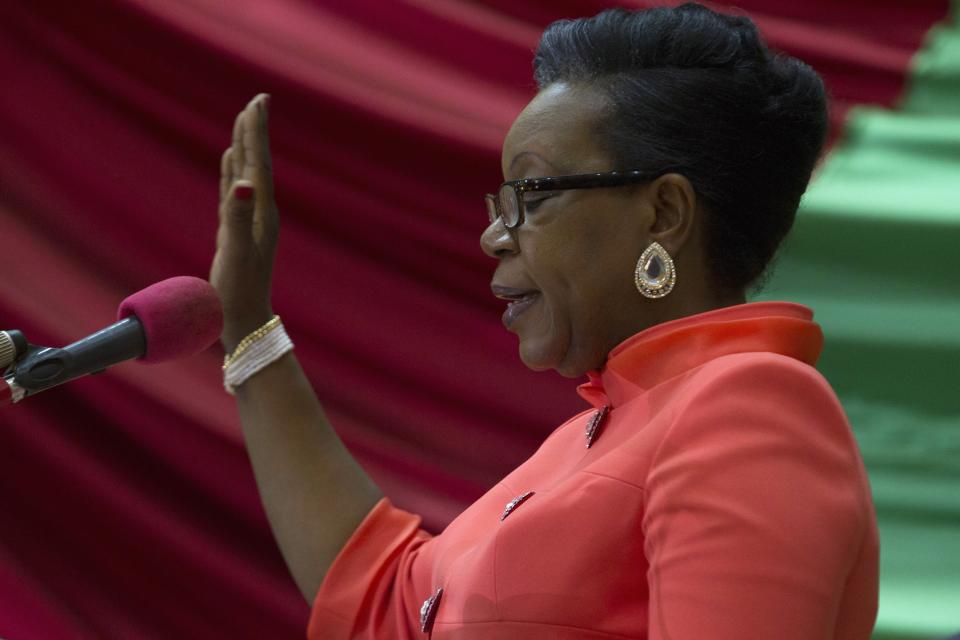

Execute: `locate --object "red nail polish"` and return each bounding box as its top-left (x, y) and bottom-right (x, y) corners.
top-left (236, 185), bottom-right (254, 200)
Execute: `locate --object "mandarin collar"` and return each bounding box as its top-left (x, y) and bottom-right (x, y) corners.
top-left (577, 301), bottom-right (824, 409)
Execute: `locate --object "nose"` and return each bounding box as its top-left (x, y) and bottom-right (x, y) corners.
top-left (480, 217), bottom-right (519, 259)
top-left (480, 218), bottom-right (519, 259)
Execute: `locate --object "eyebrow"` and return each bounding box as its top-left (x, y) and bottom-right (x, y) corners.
top-left (509, 150), bottom-right (558, 173)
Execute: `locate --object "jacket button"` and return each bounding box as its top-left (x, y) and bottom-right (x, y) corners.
top-left (420, 586), bottom-right (443, 633)
top-left (585, 404), bottom-right (610, 448)
top-left (500, 490), bottom-right (535, 522)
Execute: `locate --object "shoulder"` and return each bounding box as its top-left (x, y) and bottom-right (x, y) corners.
top-left (688, 350), bottom-right (836, 400)
top-left (642, 358), bottom-right (878, 638)
top-left (669, 350), bottom-right (849, 439)
top-left (653, 352), bottom-right (865, 496)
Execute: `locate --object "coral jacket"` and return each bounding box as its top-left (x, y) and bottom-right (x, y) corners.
top-left (308, 302), bottom-right (879, 639)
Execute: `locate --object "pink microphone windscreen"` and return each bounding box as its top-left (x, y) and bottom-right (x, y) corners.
top-left (116, 276), bottom-right (223, 363)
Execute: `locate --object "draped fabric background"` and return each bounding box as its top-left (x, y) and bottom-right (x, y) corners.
top-left (1, 1), bottom-right (957, 638)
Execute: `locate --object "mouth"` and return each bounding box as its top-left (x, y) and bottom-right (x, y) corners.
top-left (491, 285), bottom-right (541, 328)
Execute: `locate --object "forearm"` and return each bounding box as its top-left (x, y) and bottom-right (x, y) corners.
top-left (233, 350), bottom-right (383, 602)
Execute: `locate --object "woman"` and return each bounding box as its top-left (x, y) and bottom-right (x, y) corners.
top-left (211, 4), bottom-right (878, 638)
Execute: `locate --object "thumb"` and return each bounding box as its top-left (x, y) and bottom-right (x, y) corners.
top-left (222, 180), bottom-right (256, 243)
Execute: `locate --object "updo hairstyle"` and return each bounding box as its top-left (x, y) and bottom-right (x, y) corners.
top-left (533, 3), bottom-right (829, 293)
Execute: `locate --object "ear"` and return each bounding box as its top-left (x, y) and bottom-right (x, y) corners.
top-left (646, 173), bottom-right (698, 255)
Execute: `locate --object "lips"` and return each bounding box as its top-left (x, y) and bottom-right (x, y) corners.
top-left (491, 285), bottom-right (540, 328)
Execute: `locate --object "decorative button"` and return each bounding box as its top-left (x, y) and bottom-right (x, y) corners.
top-left (420, 587), bottom-right (443, 633)
top-left (585, 404), bottom-right (610, 448)
top-left (500, 490), bottom-right (535, 522)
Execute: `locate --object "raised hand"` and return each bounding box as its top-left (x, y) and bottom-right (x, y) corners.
top-left (207, 96), bottom-right (384, 605)
top-left (210, 93), bottom-right (279, 352)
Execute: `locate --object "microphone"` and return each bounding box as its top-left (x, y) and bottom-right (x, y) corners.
top-left (2, 276), bottom-right (223, 405)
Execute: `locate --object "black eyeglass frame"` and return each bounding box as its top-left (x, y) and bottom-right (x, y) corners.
top-left (485, 168), bottom-right (681, 230)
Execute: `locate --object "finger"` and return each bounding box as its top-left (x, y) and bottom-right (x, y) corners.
top-left (241, 93), bottom-right (274, 199)
top-left (220, 147), bottom-right (234, 205)
top-left (231, 110), bottom-right (245, 179)
top-left (222, 180), bottom-right (257, 247)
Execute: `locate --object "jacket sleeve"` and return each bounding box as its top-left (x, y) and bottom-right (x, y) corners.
top-left (308, 497), bottom-right (435, 639)
top-left (643, 354), bottom-right (877, 639)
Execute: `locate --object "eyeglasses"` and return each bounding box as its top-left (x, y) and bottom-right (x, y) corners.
top-left (485, 168), bottom-right (679, 230)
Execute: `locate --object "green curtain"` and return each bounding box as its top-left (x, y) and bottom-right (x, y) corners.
top-left (755, 2), bottom-right (960, 637)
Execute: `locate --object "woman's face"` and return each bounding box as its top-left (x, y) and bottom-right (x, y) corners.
top-left (481, 83), bottom-right (667, 378)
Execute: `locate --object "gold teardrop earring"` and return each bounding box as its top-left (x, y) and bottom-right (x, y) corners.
top-left (634, 241), bottom-right (676, 299)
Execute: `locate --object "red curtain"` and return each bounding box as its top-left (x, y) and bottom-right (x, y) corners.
top-left (0, 1), bottom-right (947, 637)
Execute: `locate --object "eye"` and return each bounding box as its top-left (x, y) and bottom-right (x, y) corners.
top-left (523, 193), bottom-right (555, 212)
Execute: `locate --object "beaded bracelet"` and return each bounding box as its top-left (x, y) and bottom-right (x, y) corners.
top-left (223, 315), bottom-right (282, 370)
top-left (222, 315), bottom-right (294, 395)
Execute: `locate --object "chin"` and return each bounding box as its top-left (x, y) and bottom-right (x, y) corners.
top-left (553, 361), bottom-right (588, 379)
top-left (517, 337), bottom-right (561, 374)
top-left (517, 349), bottom-right (556, 373)
top-left (518, 334), bottom-right (589, 378)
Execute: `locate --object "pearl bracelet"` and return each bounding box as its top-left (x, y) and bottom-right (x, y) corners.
top-left (223, 315), bottom-right (294, 395)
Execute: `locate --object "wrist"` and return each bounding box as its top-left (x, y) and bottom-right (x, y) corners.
top-left (222, 309), bottom-right (275, 354)
top-left (222, 315), bottom-right (294, 395)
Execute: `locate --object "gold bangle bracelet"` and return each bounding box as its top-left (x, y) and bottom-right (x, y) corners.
top-left (223, 315), bottom-right (282, 370)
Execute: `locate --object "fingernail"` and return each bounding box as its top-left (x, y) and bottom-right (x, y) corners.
top-left (236, 185), bottom-right (254, 200)
top-left (262, 94), bottom-right (270, 111)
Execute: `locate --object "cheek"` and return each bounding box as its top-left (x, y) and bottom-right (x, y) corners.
top-left (525, 246), bottom-right (573, 336)
top-left (515, 198), bottom-right (641, 372)
top-left (520, 230), bottom-right (603, 349)
top-left (522, 229), bottom-right (582, 320)
top-left (548, 210), bottom-right (640, 350)
top-left (536, 210), bottom-right (632, 308)
top-left (509, 234), bottom-right (576, 369)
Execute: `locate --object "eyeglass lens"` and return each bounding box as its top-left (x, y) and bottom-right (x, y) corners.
top-left (485, 195), bottom-right (498, 223)
top-left (497, 184), bottom-right (520, 228)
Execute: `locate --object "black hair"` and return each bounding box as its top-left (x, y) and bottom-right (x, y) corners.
top-left (533, 3), bottom-right (828, 294)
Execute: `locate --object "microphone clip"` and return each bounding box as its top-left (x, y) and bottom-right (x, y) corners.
top-left (2, 329), bottom-right (48, 406)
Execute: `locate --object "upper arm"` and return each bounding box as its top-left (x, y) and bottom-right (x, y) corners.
top-left (643, 355), bottom-right (870, 640)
